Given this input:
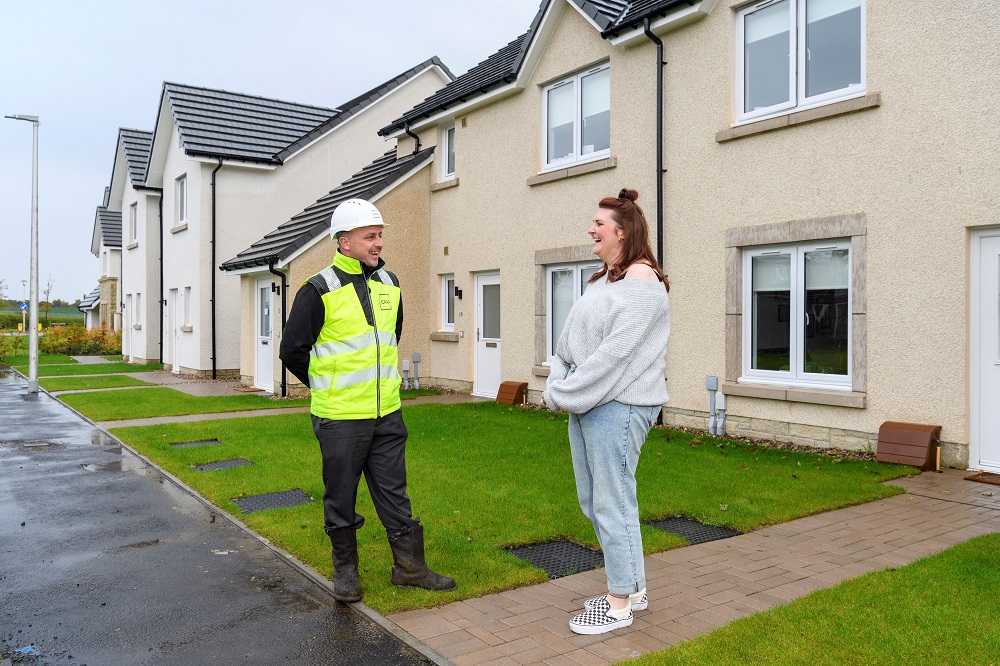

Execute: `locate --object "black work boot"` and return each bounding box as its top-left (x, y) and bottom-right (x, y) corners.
top-left (328, 529), bottom-right (363, 602)
top-left (388, 525), bottom-right (456, 591)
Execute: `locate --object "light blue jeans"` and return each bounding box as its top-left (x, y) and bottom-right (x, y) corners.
top-left (569, 400), bottom-right (659, 596)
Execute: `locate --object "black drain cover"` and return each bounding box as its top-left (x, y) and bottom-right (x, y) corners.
top-left (171, 439), bottom-right (222, 448)
top-left (194, 458), bottom-right (254, 472)
top-left (647, 517), bottom-right (742, 544)
top-left (231, 489), bottom-right (312, 514)
top-left (505, 540), bottom-right (604, 579)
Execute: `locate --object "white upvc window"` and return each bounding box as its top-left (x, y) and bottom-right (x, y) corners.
top-left (129, 203), bottom-right (138, 243)
top-left (135, 292), bottom-right (141, 325)
top-left (742, 240), bottom-right (851, 388)
top-left (183, 287), bottom-right (192, 326)
top-left (735, 0), bottom-right (865, 123)
top-left (546, 261), bottom-right (602, 359)
top-left (442, 125), bottom-right (456, 179)
top-left (542, 63), bottom-right (610, 169)
top-left (440, 275), bottom-right (455, 332)
top-left (176, 175), bottom-right (187, 225)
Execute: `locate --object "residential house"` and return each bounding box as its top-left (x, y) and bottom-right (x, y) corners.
top-left (89, 188), bottom-right (122, 331)
top-left (221, 0), bottom-right (998, 473)
top-left (221, 146), bottom-right (435, 394)
top-left (138, 58), bottom-right (453, 378)
top-left (104, 128), bottom-right (160, 363)
top-left (78, 286), bottom-right (101, 330)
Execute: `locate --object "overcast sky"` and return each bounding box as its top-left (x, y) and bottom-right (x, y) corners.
top-left (0, 0), bottom-right (542, 302)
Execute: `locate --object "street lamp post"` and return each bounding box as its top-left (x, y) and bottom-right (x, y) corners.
top-left (6, 114), bottom-right (40, 395)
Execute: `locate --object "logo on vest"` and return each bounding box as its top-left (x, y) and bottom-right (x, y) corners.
top-left (379, 293), bottom-right (391, 311)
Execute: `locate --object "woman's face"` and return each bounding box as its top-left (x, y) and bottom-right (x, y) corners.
top-left (588, 207), bottom-right (622, 264)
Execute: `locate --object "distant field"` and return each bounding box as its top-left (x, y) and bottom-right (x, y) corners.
top-left (0, 305), bottom-right (84, 327)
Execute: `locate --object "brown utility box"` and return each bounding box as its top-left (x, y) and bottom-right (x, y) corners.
top-left (876, 422), bottom-right (941, 471)
top-left (496, 381), bottom-right (528, 405)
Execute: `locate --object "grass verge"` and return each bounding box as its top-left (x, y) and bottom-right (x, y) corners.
top-left (109, 402), bottom-right (914, 615)
top-left (40, 375), bottom-right (156, 392)
top-left (401, 388), bottom-right (441, 400)
top-left (7, 353), bottom-right (78, 365)
top-left (62, 387), bottom-right (309, 421)
top-left (17, 362), bottom-right (163, 377)
top-left (628, 533), bottom-right (1000, 666)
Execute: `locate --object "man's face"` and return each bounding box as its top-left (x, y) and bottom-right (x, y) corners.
top-left (339, 225), bottom-right (384, 267)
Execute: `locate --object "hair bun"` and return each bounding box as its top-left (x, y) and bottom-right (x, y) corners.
top-left (618, 188), bottom-right (638, 202)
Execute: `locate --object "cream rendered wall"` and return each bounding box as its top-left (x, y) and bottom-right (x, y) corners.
top-left (658, 0), bottom-right (1000, 457)
top-left (418, 6), bottom-right (658, 393)
top-left (210, 68), bottom-right (450, 378)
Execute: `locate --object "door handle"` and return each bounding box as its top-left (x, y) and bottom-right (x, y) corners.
top-left (262, 340), bottom-right (268, 345)
top-left (476, 327), bottom-right (480, 342)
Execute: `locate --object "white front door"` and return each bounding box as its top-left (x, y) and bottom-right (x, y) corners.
top-left (255, 279), bottom-right (274, 392)
top-left (972, 230), bottom-right (1000, 472)
top-left (474, 273), bottom-right (501, 398)
top-left (169, 288), bottom-right (180, 375)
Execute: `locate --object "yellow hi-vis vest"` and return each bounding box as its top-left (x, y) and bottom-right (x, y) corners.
top-left (306, 252), bottom-right (402, 420)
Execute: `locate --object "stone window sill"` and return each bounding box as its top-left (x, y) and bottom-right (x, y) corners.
top-left (127, 242), bottom-right (139, 250)
top-left (431, 178), bottom-right (459, 192)
top-left (430, 331), bottom-right (459, 342)
top-left (532, 365), bottom-right (550, 377)
top-left (716, 93), bottom-right (881, 143)
top-left (527, 156), bottom-right (617, 187)
top-left (171, 223), bottom-right (188, 234)
top-left (132, 323), bottom-right (142, 331)
top-left (180, 325), bottom-right (193, 333)
top-left (721, 381), bottom-right (865, 408)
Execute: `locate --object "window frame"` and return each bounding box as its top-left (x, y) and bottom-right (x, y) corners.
top-left (440, 275), bottom-right (455, 332)
top-left (741, 238), bottom-right (852, 389)
top-left (545, 261), bottom-right (602, 360)
top-left (734, 0), bottom-right (866, 125)
top-left (175, 175), bottom-right (187, 226)
top-left (183, 286), bottom-right (191, 326)
top-left (442, 124), bottom-right (456, 180)
top-left (129, 202), bottom-right (138, 243)
top-left (541, 62), bottom-right (611, 171)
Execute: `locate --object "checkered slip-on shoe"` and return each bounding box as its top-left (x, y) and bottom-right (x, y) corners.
top-left (568, 596), bottom-right (633, 635)
top-left (584, 588), bottom-right (648, 612)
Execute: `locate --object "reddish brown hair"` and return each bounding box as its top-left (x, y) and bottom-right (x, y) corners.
top-left (589, 188), bottom-right (669, 292)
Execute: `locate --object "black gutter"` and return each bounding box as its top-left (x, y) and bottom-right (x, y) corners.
top-left (211, 158), bottom-right (223, 379)
top-left (643, 18), bottom-right (666, 270)
top-left (157, 193), bottom-right (164, 363)
top-left (602, 0), bottom-right (697, 38)
top-left (268, 260), bottom-right (288, 397)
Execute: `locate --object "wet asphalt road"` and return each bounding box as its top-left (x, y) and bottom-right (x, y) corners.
top-left (0, 373), bottom-right (431, 666)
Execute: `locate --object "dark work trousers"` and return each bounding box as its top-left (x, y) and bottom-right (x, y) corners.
top-left (311, 409), bottom-right (420, 536)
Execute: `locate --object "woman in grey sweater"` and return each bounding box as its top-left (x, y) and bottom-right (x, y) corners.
top-left (542, 188), bottom-right (670, 635)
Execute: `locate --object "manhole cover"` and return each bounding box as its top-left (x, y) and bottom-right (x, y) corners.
top-left (171, 439), bottom-right (223, 448)
top-left (231, 489), bottom-right (312, 514)
top-left (647, 517), bottom-right (742, 544)
top-left (194, 458), bottom-right (254, 472)
top-left (505, 540), bottom-right (604, 579)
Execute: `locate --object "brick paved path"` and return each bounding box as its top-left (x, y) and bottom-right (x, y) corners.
top-left (390, 470), bottom-right (1000, 665)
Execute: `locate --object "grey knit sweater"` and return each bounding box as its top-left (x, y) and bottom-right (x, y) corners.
top-left (543, 277), bottom-right (670, 415)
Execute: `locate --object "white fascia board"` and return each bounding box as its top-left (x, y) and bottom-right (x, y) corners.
top-left (277, 156), bottom-right (433, 269)
top-left (107, 135), bottom-right (128, 212)
top-left (608, 0), bottom-right (718, 47)
top-left (90, 219), bottom-right (101, 257)
top-left (514, 0), bottom-right (564, 88)
top-left (145, 97), bottom-right (174, 189)
top-left (222, 265), bottom-right (273, 278)
top-left (190, 156), bottom-right (276, 171)
top-left (283, 64), bottom-right (453, 163)
top-left (383, 81), bottom-right (522, 139)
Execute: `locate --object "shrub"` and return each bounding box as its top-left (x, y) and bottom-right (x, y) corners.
top-left (38, 326), bottom-right (122, 355)
top-left (0, 335), bottom-right (18, 365)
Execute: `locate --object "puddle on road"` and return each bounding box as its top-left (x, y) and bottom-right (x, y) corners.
top-left (82, 461), bottom-right (123, 472)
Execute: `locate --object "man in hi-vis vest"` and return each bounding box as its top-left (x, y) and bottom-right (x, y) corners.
top-left (279, 198), bottom-right (455, 602)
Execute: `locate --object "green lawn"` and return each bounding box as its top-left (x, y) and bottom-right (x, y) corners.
top-left (401, 388), bottom-right (441, 400)
top-left (102, 355), bottom-right (124, 361)
top-left (109, 402), bottom-right (914, 614)
top-left (628, 533), bottom-right (1000, 666)
top-left (62, 387), bottom-right (309, 421)
top-left (15, 362), bottom-right (163, 377)
top-left (40, 375), bottom-right (156, 392)
top-left (7, 353), bottom-right (78, 365)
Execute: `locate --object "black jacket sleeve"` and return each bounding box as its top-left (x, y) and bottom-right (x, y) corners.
top-left (279, 284), bottom-right (324, 388)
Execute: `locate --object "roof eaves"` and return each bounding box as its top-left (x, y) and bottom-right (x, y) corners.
top-left (601, 0), bottom-right (698, 37)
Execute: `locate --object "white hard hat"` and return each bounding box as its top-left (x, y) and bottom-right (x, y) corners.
top-left (329, 199), bottom-right (385, 238)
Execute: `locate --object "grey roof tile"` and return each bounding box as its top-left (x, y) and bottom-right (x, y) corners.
top-left (79, 286), bottom-right (100, 310)
top-left (163, 58), bottom-right (452, 166)
top-left (96, 207), bottom-right (122, 248)
top-left (220, 147), bottom-right (435, 271)
top-left (120, 128), bottom-right (154, 186)
top-left (602, 0), bottom-right (700, 35)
